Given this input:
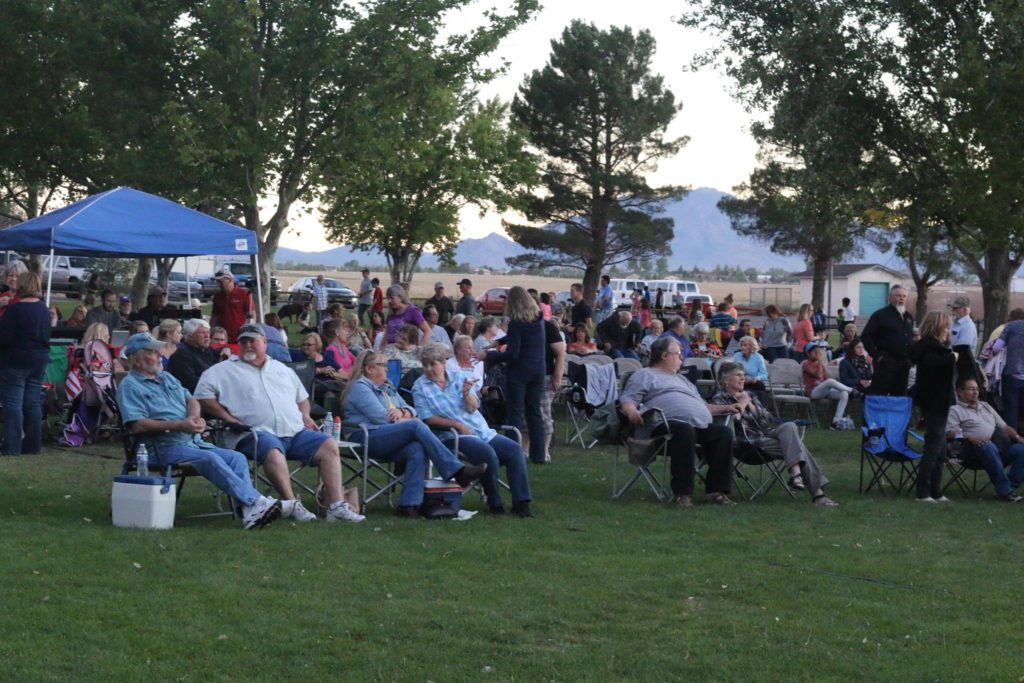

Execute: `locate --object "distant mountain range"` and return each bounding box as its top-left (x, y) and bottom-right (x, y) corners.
top-left (274, 187), bottom-right (900, 272)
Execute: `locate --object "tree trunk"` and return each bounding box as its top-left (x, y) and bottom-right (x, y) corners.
top-left (978, 245), bottom-right (1020, 338)
top-left (154, 257), bottom-right (177, 291)
top-left (809, 255), bottom-right (829, 311)
top-left (581, 261), bottom-right (601, 307)
top-left (131, 258), bottom-right (152, 308)
top-left (913, 280), bottom-right (929, 322)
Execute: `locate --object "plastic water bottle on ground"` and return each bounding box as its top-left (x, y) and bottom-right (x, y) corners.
top-left (136, 443), bottom-right (149, 477)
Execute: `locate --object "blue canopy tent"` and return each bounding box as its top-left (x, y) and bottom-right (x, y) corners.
top-left (0, 187), bottom-right (264, 315)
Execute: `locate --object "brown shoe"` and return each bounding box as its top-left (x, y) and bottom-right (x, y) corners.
top-left (706, 492), bottom-right (736, 506)
top-left (395, 505), bottom-right (422, 519)
top-left (454, 463), bottom-right (488, 488)
top-left (673, 495), bottom-right (693, 509)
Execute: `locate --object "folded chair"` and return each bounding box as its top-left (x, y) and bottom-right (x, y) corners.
top-left (860, 395), bottom-right (922, 494)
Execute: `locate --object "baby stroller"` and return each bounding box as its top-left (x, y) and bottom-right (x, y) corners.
top-left (58, 340), bottom-right (122, 446)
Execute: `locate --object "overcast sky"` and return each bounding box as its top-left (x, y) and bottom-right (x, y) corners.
top-left (278, 0), bottom-right (758, 251)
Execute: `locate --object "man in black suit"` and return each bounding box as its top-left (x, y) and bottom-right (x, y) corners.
top-left (860, 285), bottom-right (915, 396)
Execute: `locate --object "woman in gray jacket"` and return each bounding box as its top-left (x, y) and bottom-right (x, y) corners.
top-left (761, 304), bottom-right (793, 362)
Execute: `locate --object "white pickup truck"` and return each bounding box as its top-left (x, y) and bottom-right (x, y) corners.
top-left (41, 254), bottom-right (90, 296)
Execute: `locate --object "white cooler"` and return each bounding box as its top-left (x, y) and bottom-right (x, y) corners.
top-left (111, 475), bottom-right (177, 529)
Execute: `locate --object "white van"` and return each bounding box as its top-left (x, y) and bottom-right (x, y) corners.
top-left (609, 278), bottom-right (646, 309)
top-left (648, 280), bottom-right (700, 306)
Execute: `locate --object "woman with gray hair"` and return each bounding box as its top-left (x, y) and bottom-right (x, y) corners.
top-left (383, 283), bottom-right (431, 345)
top-left (414, 343), bottom-right (533, 516)
top-left (689, 322), bottom-right (723, 359)
top-left (711, 361), bottom-right (837, 507)
top-left (447, 334), bottom-right (485, 395)
top-left (478, 285), bottom-right (547, 464)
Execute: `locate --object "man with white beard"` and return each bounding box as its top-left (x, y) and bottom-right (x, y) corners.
top-left (861, 285), bottom-right (916, 396)
top-left (116, 332), bottom-right (281, 530)
top-left (195, 324), bottom-right (365, 523)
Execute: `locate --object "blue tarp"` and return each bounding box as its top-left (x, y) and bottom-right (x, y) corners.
top-left (0, 187), bottom-right (257, 257)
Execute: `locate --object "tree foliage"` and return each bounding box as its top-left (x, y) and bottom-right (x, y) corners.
top-left (506, 21), bottom-right (684, 302)
top-left (683, 0), bottom-right (1024, 331)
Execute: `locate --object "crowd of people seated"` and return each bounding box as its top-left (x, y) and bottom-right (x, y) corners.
top-left (8, 259), bottom-right (1024, 527)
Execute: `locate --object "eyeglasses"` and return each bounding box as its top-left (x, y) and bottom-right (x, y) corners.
top-left (664, 350), bottom-right (681, 357)
top-left (368, 362), bottom-right (388, 367)
top-left (302, 342), bottom-right (316, 347)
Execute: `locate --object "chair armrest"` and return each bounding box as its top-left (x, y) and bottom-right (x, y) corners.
top-left (907, 430), bottom-right (924, 443)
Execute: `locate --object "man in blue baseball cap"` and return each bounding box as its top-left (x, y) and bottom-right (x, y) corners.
top-left (116, 332), bottom-right (281, 530)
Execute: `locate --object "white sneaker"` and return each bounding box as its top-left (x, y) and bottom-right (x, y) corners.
top-left (281, 499), bottom-right (317, 523)
top-left (916, 497), bottom-right (937, 504)
top-left (934, 496), bottom-right (951, 503)
top-left (242, 495), bottom-right (282, 529)
top-left (325, 501), bottom-right (366, 523)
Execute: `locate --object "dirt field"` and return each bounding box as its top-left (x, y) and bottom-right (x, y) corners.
top-left (276, 270), bottom-right (801, 305)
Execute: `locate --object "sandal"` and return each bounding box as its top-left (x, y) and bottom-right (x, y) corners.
top-left (813, 494), bottom-right (838, 508)
top-left (673, 495), bottom-right (693, 509)
top-left (706, 493), bottom-right (736, 506)
top-left (788, 475), bottom-right (806, 491)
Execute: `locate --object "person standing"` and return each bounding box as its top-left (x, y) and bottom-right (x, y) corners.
top-left (425, 282), bottom-right (454, 326)
top-left (479, 286), bottom-right (548, 464)
top-left (595, 274), bottom-right (614, 324)
top-left (842, 297), bottom-right (856, 326)
top-left (357, 268), bottom-right (373, 324)
top-left (949, 295), bottom-right (981, 386)
top-left (760, 304), bottom-right (793, 362)
top-left (568, 282), bottom-right (593, 331)
top-left (383, 284), bottom-right (431, 344)
top-left (0, 272), bottom-right (51, 455)
top-left (860, 285), bottom-right (915, 396)
top-left (909, 311), bottom-right (956, 503)
top-left (210, 271), bottom-right (253, 343)
top-left (455, 278), bottom-right (476, 317)
top-left (310, 274), bottom-right (329, 328)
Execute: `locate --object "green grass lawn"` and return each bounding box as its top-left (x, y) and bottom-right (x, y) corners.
top-left (2, 424), bottom-right (1022, 681)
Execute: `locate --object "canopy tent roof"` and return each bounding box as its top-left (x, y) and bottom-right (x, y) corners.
top-left (0, 187), bottom-right (257, 257)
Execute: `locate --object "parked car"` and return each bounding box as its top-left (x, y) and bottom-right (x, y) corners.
top-left (287, 277), bottom-right (357, 308)
top-left (41, 254), bottom-right (91, 296)
top-left (476, 287), bottom-right (510, 315)
top-left (150, 271), bottom-right (203, 302)
top-left (682, 294), bottom-right (715, 319)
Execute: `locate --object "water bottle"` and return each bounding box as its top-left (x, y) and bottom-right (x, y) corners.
top-left (868, 422), bottom-right (880, 449)
top-left (322, 412), bottom-right (333, 434)
top-left (333, 416), bottom-right (342, 440)
top-left (136, 443), bottom-right (149, 477)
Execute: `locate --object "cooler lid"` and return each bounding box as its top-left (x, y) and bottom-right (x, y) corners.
top-left (114, 474), bottom-right (175, 486)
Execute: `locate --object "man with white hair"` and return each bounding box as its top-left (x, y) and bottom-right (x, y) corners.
top-left (861, 285), bottom-right (915, 395)
top-left (595, 310), bottom-right (643, 360)
top-left (166, 318), bottom-right (222, 393)
top-left (195, 324), bottom-right (364, 523)
top-left (116, 332), bottom-right (281, 530)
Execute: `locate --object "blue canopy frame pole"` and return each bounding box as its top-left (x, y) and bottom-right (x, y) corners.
top-left (253, 253), bottom-right (265, 321)
top-left (44, 247), bottom-right (55, 307)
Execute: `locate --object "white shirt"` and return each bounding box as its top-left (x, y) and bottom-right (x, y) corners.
top-left (194, 356), bottom-right (308, 447)
top-left (428, 324), bottom-right (453, 351)
top-left (951, 314), bottom-right (978, 353)
top-left (845, 302), bottom-right (857, 320)
top-left (446, 357), bottom-right (484, 395)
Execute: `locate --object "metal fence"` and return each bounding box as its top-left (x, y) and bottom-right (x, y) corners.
top-left (748, 287), bottom-right (794, 311)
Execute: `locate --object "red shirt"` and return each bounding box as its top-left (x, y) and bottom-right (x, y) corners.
top-left (372, 287), bottom-right (383, 312)
top-left (212, 287), bottom-right (252, 342)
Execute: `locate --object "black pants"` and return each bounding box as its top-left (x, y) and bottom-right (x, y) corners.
top-left (653, 421), bottom-right (733, 496)
top-left (868, 356), bottom-right (911, 396)
top-left (917, 409), bottom-right (948, 499)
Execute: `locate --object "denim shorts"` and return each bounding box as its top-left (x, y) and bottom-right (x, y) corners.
top-left (235, 429), bottom-right (330, 464)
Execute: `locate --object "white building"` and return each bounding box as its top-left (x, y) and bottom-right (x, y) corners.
top-left (794, 263), bottom-right (907, 320)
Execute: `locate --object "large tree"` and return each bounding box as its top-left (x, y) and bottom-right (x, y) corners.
top-left (684, 0), bottom-right (1024, 333)
top-left (318, 19), bottom-right (535, 287)
top-left (506, 21), bottom-right (684, 302)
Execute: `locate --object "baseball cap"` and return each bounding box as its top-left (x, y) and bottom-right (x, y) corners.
top-left (457, 278), bottom-right (472, 286)
top-left (237, 323), bottom-right (266, 341)
top-left (147, 286), bottom-right (165, 297)
top-left (434, 281), bottom-right (444, 289)
top-left (123, 332), bottom-right (165, 357)
top-left (215, 271), bottom-right (233, 280)
top-left (118, 295), bottom-right (131, 304)
top-left (949, 296), bottom-right (970, 309)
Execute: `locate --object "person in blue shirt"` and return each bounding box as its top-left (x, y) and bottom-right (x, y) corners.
top-left (413, 344), bottom-right (533, 517)
top-left (341, 350), bottom-right (487, 518)
top-left (596, 274), bottom-right (614, 323)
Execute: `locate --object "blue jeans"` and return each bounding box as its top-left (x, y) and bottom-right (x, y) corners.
top-left (0, 363), bottom-right (46, 455)
top-left (972, 441), bottom-right (1024, 496)
top-left (153, 443), bottom-right (260, 506)
top-left (365, 420), bottom-right (464, 506)
top-left (444, 434), bottom-right (531, 508)
top-left (763, 346), bottom-right (789, 362)
top-left (505, 369), bottom-right (546, 463)
top-left (357, 304), bottom-right (370, 325)
top-left (1001, 375), bottom-right (1024, 429)
top-left (611, 348), bottom-right (639, 360)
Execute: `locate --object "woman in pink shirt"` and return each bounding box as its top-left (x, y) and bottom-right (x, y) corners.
top-left (322, 319), bottom-right (357, 379)
top-left (801, 345), bottom-right (853, 429)
top-left (793, 303), bottom-right (815, 361)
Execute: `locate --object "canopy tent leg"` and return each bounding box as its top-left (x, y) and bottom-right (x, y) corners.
top-left (45, 247), bottom-right (55, 306)
top-left (253, 252), bottom-right (265, 322)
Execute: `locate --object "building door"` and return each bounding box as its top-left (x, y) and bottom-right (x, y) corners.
top-left (859, 282), bottom-right (890, 318)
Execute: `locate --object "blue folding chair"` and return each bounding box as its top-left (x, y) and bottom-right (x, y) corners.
top-left (860, 395), bottom-right (923, 494)
top-left (386, 359), bottom-right (402, 388)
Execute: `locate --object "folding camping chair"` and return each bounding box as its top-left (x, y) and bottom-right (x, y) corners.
top-left (612, 407), bottom-right (674, 502)
top-left (563, 359), bottom-right (617, 448)
top-left (729, 421), bottom-right (800, 501)
top-left (340, 421), bottom-right (405, 512)
top-left (860, 395), bottom-right (923, 494)
top-left (942, 437), bottom-right (994, 498)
